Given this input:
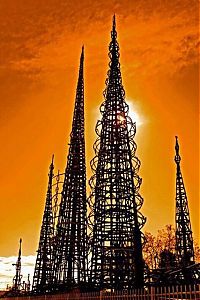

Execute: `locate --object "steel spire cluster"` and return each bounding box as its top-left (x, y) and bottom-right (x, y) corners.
top-left (88, 15), bottom-right (146, 290)
top-left (30, 16), bottom-right (198, 296)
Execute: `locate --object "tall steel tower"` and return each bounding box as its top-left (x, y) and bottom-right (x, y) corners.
top-left (88, 16), bottom-right (146, 291)
top-left (52, 47), bottom-right (87, 290)
top-left (174, 136), bottom-right (195, 267)
top-left (12, 238), bottom-right (22, 293)
top-left (32, 156), bottom-right (54, 294)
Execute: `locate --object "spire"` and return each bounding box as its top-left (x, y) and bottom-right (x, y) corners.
top-left (175, 136), bottom-right (181, 163)
top-left (32, 156), bottom-right (54, 294)
top-left (113, 14), bottom-right (116, 27)
top-left (12, 238), bottom-right (22, 293)
top-left (88, 16), bottom-right (145, 291)
top-left (81, 45), bottom-right (84, 61)
top-left (51, 48), bottom-right (87, 290)
top-left (19, 238), bottom-right (22, 257)
top-left (112, 14), bottom-right (117, 41)
top-left (109, 14), bottom-right (120, 77)
top-left (174, 137), bottom-right (195, 268)
top-left (77, 45), bottom-right (84, 88)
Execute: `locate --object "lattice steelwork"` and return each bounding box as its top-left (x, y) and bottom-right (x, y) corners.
top-left (174, 136), bottom-right (194, 266)
top-left (51, 47), bottom-right (87, 290)
top-left (32, 156), bottom-right (54, 294)
top-left (88, 16), bottom-right (146, 291)
top-left (173, 136), bottom-right (200, 283)
top-left (12, 238), bottom-right (23, 293)
top-left (52, 171), bottom-right (64, 232)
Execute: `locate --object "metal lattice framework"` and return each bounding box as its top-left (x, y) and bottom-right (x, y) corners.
top-left (52, 170), bottom-right (64, 232)
top-left (88, 16), bottom-right (146, 291)
top-left (32, 156), bottom-right (54, 294)
top-left (12, 238), bottom-right (23, 294)
top-left (51, 47), bottom-right (88, 290)
top-left (175, 136), bottom-right (194, 266)
top-left (173, 136), bottom-right (199, 283)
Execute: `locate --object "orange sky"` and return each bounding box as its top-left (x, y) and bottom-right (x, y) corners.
top-left (0, 0), bottom-right (199, 257)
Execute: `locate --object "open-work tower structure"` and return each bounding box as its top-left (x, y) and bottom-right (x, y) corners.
top-left (12, 238), bottom-right (23, 294)
top-left (51, 47), bottom-right (88, 290)
top-left (32, 157), bottom-right (54, 294)
top-left (88, 16), bottom-right (146, 291)
top-left (174, 136), bottom-right (199, 283)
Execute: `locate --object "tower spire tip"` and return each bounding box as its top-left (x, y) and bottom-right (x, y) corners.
top-left (175, 136), bottom-right (180, 163)
top-left (81, 45), bottom-right (84, 60)
top-left (113, 14), bottom-right (116, 29)
top-left (175, 136), bottom-right (179, 152)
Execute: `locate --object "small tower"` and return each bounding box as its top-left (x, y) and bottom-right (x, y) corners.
top-left (88, 16), bottom-right (146, 291)
top-left (174, 136), bottom-right (195, 268)
top-left (32, 156), bottom-right (54, 294)
top-left (52, 47), bottom-right (87, 289)
top-left (12, 238), bottom-right (22, 293)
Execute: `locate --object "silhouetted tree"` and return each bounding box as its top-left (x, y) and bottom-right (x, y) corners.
top-left (143, 225), bottom-right (200, 270)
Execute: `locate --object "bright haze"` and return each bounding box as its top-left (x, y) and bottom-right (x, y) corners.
top-left (0, 0), bottom-right (198, 266)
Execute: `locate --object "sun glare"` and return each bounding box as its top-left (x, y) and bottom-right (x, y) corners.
top-left (126, 99), bottom-right (143, 127)
top-left (92, 98), bottom-right (144, 129)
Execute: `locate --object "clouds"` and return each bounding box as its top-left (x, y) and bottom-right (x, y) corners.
top-left (0, 0), bottom-right (198, 75)
top-left (122, 3), bottom-right (198, 77)
top-left (0, 255), bottom-right (35, 290)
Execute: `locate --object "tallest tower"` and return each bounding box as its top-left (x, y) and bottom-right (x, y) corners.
top-left (88, 16), bottom-right (146, 291)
